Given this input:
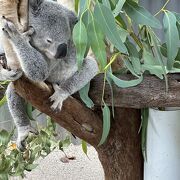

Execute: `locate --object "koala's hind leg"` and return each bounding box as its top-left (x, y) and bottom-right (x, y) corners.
top-left (6, 83), bottom-right (37, 150)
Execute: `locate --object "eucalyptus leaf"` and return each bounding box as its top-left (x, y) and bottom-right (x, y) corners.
top-left (142, 65), bottom-right (164, 79)
top-left (102, 0), bottom-right (111, 9)
top-left (0, 96), bottom-right (6, 107)
top-left (106, 70), bottom-right (115, 117)
top-left (99, 104), bottom-right (111, 146)
top-left (79, 82), bottom-right (94, 108)
top-left (118, 27), bottom-right (128, 43)
top-left (123, 58), bottom-right (139, 78)
top-left (0, 129), bottom-right (10, 146)
top-left (109, 72), bottom-right (143, 88)
top-left (94, 3), bottom-right (127, 53)
top-left (81, 140), bottom-right (88, 155)
top-left (82, 9), bottom-right (93, 28)
top-left (123, 0), bottom-right (161, 29)
top-left (141, 108), bottom-right (149, 161)
top-left (163, 11), bottom-right (179, 70)
top-left (75, 0), bottom-right (80, 13)
top-left (126, 41), bottom-right (141, 74)
top-left (73, 20), bottom-right (87, 68)
top-left (26, 103), bottom-right (35, 121)
top-left (25, 164), bottom-right (38, 171)
top-left (113, 0), bottom-right (126, 17)
top-left (88, 18), bottom-right (107, 69)
top-left (78, 0), bottom-right (88, 16)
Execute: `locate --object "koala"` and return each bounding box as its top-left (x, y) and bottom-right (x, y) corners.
top-left (2, 0), bottom-right (98, 150)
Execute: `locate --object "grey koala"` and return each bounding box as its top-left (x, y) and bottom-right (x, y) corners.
top-left (2, 0), bottom-right (98, 149)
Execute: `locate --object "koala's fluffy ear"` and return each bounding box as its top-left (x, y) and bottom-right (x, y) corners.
top-left (29, 0), bottom-right (44, 11)
top-left (67, 11), bottom-right (78, 31)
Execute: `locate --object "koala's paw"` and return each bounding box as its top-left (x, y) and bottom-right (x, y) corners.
top-left (49, 84), bottom-right (69, 112)
top-left (17, 126), bottom-right (38, 151)
top-left (22, 26), bottom-right (35, 41)
top-left (2, 17), bottom-right (20, 42)
top-left (1, 68), bottom-right (23, 81)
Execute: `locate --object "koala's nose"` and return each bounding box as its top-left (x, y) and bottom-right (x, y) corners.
top-left (55, 43), bottom-right (67, 59)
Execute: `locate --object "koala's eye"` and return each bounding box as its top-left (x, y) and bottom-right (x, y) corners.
top-left (47, 39), bottom-right (52, 44)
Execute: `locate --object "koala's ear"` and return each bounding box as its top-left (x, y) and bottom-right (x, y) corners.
top-left (67, 11), bottom-right (79, 31)
top-left (29, 0), bottom-right (44, 11)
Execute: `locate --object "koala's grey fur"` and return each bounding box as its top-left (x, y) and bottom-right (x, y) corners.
top-left (2, 0), bottom-right (98, 149)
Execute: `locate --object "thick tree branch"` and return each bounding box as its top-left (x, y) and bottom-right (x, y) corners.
top-left (89, 74), bottom-right (180, 108)
top-left (12, 73), bottom-right (180, 147)
top-left (14, 76), bottom-right (103, 146)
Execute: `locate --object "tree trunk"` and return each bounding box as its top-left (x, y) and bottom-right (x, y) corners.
top-left (96, 108), bottom-right (143, 180)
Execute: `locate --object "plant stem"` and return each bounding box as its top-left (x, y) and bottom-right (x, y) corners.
top-left (154, 0), bottom-right (170, 16)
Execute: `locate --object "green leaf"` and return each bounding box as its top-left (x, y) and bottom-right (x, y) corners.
top-left (25, 164), bottom-right (38, 171)
top-left (94, 3), bottom-right (127, 53)
top-left (142, 65), bottom-right (164, 79)
top-left (88, 18), bottom-right (107, 69)
top-left (174, 12), bottom-right (180, 24)
top-left (0, 96), bottom-right (6, 107)
top-left (163, 11), bottom-right (179, 70)
top-left (82, 9), bottom-right (93, 28)
top-left (141, 108), bottom-right (149, 161)
top-left (109, 72), bottom-right (143, 88)
top-left (78, 0), bottom-right (88, 16)
top-left (118, 27), bottom-right (128, 43)
top-left (123, 0), bottom-right (161, 29)
top-left (26, 103), bottom-right (35, 121)
top-left (81, 140), bottom-right (88, 155)
top-left (148, 28), bottom-right (168, 91)
top-left (113, 0), bottom-right (126, 17)
top-left (99, 104), bottom-right (111, 146)
top-left (0, 129), bottom-right (10, 146)
top-left (143, 47), bottom-right (157, 66)
top-left (75, 0), bottom-right (80, 13)
top-left (126, 41), bottom-right (141, 74)
top-left (73, 20), bottom-right (88, 68)
top-left (123, 58), bottom-right (139, 78)
top-left (79, 83), bottom-right (94, 108)
top-left (106, 70), bottom-right (115, 117)
top-left (102, 0), bottom-right (111, 9)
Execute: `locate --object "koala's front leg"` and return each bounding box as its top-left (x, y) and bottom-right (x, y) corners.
top-left (2, 18), bottom-right (49, 82)
top-left (50, 57), bottom-right (98, 111)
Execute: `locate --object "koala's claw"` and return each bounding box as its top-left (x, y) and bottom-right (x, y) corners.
top-left (49, 84), bottom-right (69, 112)
top-left (17, 126), bottom-right (38, 151)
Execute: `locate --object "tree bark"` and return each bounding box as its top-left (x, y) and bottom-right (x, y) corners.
top-left (89, 74), bottom-right (180, 108)
top-left (96, 108), bottom-right (143, 180)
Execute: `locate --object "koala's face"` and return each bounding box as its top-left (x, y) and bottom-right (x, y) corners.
top-left (29, 0), bottom-right (78, 60)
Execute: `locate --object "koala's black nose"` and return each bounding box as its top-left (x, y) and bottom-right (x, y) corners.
top-left (55, 43), bottom-right (67, 59)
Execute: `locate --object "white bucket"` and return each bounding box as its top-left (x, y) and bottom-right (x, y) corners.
top-left (144, 108), bottom-right (180, 180)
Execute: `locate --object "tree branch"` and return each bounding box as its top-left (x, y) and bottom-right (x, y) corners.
top-left (12, 73), bottom-right (180, 147)
top-left (89, 74), bottom-right (180, 108)
top-left (14, 76), bottom-right (103, 146)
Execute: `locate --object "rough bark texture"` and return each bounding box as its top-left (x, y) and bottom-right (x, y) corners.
top-left (96, 108), bottom-right (143, 180)
top-left (89, 74), bottom-right (180, 108)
